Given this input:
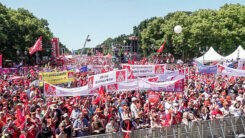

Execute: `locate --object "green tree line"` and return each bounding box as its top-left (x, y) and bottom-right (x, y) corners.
top-left (97, 4), bottom-right (245, 58)
top-left (0, 3), bottom-right (69, 63)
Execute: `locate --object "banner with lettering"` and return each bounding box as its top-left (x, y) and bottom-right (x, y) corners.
top-left (44, 82), bottom-right (90, 96)
top-left (138, 78), bottom-right (184, 92)
top-left (87, 65), bottom-right (108, 73)
top-left (39, 70), bottom-right (75, 86)
top-left (197, 63), bottom-right (217, 74)
top-left (158, 69), bottom-right (187, 82)
top-left (44, 76), bottom-right (183, 97)
top-left (79, 66), bottom-right (88, 72)
top-left (217, 64), bottom-right (245, 77)
top-left (122, 64), bottom-right (165, 77)
top-left (87, 70), bottom-right (127, 89)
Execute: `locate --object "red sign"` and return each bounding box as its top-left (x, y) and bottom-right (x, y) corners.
top-left (155, 65), bottom-right (165, 74)
top-left (88, 76), bottom-right (94, 89)
top-left (0, 54), bottom-right (2, 68)
top-left (148, 91), bottom-right (160, 103)
top-left (116, 70), bottom-right (126, 82)
top-left (51, 38), bottom-right (60, 58)
top-left (107, 84), bottom-right (118, 91)
top-left (68, 72), bottom-right (74, 78)
top-left (44, 83), bottom-right (56, 96)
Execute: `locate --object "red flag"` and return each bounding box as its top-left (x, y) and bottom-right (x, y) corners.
top-left (128, 59), bottom-right (131, 64)
top-left (157, 41), bottom-right (166, 53)
top-left (92, 95), bottom-right (100, 104)
top-left (132, 57), bottom-right (135, 65)
top-left (142, 55), bottom-right (145, 65)
top-left (99, 86), bottom-right (105, 98)
top-left (17, 106), bottom-right (25, 124)
top-left (29, 36), bottom-right (43, 55)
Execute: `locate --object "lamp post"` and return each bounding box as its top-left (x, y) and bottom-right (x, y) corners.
top-left (174, 25), bottom-right (183, 59)
top-left (16, 50), bottom-right (20, 56)
top-left (199, 46), bottom-right (208, 63)
top-left (16, 50), bottom-right (20, 63)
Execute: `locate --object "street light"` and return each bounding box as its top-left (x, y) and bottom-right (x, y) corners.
top-left (199, 46), bottom-right (209, 63)
top-left (16, 50), bottom-right (20, 56)
top-left (174, 25), bottom-right (183, 59)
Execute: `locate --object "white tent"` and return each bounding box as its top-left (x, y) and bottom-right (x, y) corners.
top-left (224, 45), bottom-right (245, 61)
top-left (196, 47), bottom-right (224, 63)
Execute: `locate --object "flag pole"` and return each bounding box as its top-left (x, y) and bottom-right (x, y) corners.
top-left (36, 51), bottom-right (39, 65)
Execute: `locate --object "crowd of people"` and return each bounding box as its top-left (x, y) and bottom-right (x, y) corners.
top-left (0, 58), bottom-right (244, 138)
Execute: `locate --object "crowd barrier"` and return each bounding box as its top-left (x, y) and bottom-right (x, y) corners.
top-left (79, 116), bottom-right (245, 138)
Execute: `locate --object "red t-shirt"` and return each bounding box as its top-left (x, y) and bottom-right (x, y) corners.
top-left (20, 122), bottom-right (36, 138)
top-left (211, 110), bottom-right (223, 119)
top-left (8, 127), bottom-right (18, 138)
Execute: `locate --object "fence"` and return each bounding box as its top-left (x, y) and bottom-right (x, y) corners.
top-left (80, 116), bottom-right (245, 138)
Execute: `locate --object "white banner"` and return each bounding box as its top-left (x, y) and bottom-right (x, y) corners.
top-left (237, 59), bottom-right (244, 70)
top-left (158, 69), bottom-right (187, 82)
top-left (44, 82), bottom-right (90, 97)
top-left (122, 64), bottom-right (166, 77)
top-left (87, 70), bottom-right (127, 89)
top-left (218, 64), bottom-right (245, 77)
top-left (87, 65), bottom-right (106, 73)
top-left (138, 78), bottom-right (184, 92)
top-left (44, 77), bottom-right (184, 97)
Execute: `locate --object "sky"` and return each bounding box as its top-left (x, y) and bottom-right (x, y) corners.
top-left (1, 0), bottom-right (244, 51)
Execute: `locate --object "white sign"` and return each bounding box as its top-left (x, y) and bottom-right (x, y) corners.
top-left (122, 64), bottom-right (165, 77)
top-left (87, 70), bottom-right (127, 89)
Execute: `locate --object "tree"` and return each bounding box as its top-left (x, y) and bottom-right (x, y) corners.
top-left (98, 4), bottom-right (245, 59)
top-left (0, 3), bottom-right (70, 63)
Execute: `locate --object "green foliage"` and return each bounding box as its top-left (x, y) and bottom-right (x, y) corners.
top-left (98, 4), bottom-right (245, 59)
top-left (142, 4), bottom-right (245, 58)
top-left (0, 3), bottom-right (69, 62)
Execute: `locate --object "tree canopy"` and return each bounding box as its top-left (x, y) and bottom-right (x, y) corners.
top-left (98, 4), bottom-right (245, 58)
top-left (0, 3), bottom-right (69, 62)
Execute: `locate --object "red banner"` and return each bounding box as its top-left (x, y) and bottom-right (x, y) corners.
top-left (29, 36), bottom-right (42, 55)
top-left (0, 54), bottom-right (2, 68)
top-left (51, 38), bottom-right (60, 58)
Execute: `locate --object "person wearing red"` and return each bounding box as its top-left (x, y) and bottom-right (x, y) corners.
top-left (20, 116), bottom-right (37, 138)
top-left (211, 105), bottom-right (223, 119)
top-left (6, 117), bottom-right (19, 138)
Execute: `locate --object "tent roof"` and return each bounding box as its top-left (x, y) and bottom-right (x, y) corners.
top-left (196, 47), bottom-right (224, 63)
top-left (224, 45), bottom-right (245, 61)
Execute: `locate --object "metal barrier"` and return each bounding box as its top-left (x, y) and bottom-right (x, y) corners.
top-left (78, 116), bottom-right (245, 138)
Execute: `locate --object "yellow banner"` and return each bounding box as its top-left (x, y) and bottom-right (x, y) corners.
top-left (39, 70), bottom-right (75, 86)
